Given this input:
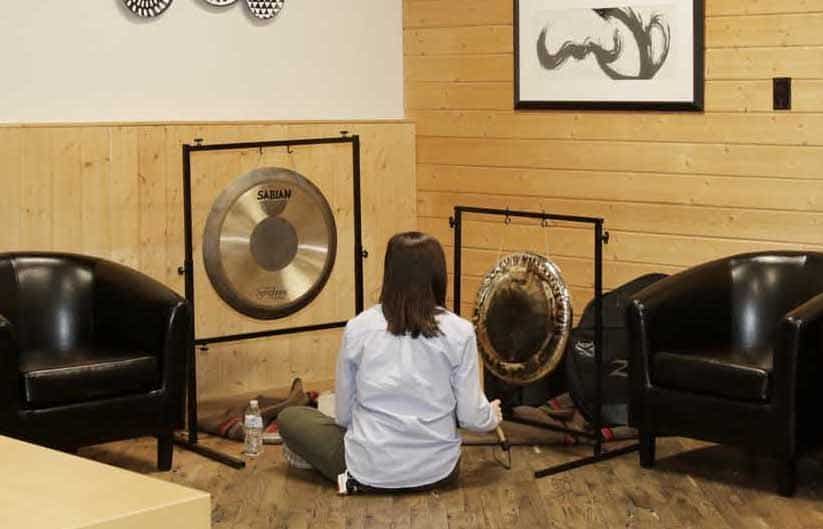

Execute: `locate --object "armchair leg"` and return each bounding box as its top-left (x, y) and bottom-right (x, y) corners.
top-left (777, 458), bottom-right (796, 497)
top-left (639, 431), bottom-right (656, 468)
top-left (157, 433), bottom-right (173, 471)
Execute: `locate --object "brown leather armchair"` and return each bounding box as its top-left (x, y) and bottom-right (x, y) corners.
top-left (628, 251), bottom-right (823, 496)
top-left (0, 253), bottom-right (190, 470)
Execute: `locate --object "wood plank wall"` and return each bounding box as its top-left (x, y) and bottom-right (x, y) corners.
top-left (404, 0), bottom-right (823, 318)
top-left (0, 121), bottom-right (416, 398)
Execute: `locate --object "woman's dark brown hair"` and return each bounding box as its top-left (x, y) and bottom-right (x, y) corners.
top-left (380, 232), bottom-right (447, 338)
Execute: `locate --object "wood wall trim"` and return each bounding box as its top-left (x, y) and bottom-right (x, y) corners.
top-left (0, 119), bottom-right (414, 130)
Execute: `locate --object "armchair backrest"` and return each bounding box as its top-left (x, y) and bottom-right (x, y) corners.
top-left (0, 253), bottom-right (98, 359)
top-left (730, 253), bottom-right (823, 351)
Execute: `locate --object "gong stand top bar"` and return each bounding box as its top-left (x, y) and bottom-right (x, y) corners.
top-left (178, 134), bottom-right (364, 468)
top-left (186, 136), bottom-right (355, 152)
top-left (449, 205), bottom-right (636, 479)
top-left (454, 205), bottom-right (604, 225)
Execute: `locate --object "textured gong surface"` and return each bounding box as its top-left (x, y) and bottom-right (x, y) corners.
top-left (485, 272), bottom-right (551, 363)
top-left (203, 167), bottom-right (337, 319)
top-left (246, 0), bottom-right (285, 19)
top-left (474, 252), bottom-right (572, 385)
top-left (122, 0), bottom-right (174, 17)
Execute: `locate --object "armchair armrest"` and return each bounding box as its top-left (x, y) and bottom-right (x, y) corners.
top-left (773, 292), bottom-right (823, 418)
top-left (93, 260), bottom-right (191, 403)
top-left (784, 291), bottom-right (823, 328)
top-left (0, 314), bottom-right (19, 413)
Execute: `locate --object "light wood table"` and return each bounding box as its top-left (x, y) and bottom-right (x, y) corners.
top-left (0, 435), bottom-right (210, 529)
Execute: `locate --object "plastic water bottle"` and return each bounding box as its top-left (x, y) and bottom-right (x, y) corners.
top-left (244, 400), bottom-right (263, 457)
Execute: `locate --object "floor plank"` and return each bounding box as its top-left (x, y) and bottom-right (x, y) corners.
top-left (78, 435), bottom-right (823, 529)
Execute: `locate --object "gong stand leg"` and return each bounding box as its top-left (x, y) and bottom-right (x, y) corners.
top-left (533, 443), bottom-right (639, 478)
top-left (173, 346), bottom-right (245, 469)
top-left (175, 143), bottom-right (246, 469)
top-left (174, 434), bottom-right (246, 469)
top-left (504, 414), bottom-right (599, 440)
top-left (174, 341), bottom-right (246, 469)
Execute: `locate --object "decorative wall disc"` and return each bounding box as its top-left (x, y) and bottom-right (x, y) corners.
top-left (246, 0), bottom-right (286, 20)
top-left (122, 0), bottom-right (174, 17)
top-left (203, 0), bottom-right (238, 5)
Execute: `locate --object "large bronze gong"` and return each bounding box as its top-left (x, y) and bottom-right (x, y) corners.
top-left (474, 253), bottom-right (572, 385)
top-left (203, 167), bottom-right (337, 319)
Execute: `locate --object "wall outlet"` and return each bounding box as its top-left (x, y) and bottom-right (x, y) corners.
top-left (773, 77), bottom-right (792, 110)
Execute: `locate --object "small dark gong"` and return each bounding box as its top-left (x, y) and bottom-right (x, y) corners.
top-left (474, 253), bottom-right (572, 385)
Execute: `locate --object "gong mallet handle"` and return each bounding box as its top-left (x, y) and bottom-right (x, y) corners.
top-left (495, 425), bottom-right (509, 449)
top-left (495, 425), bottom-right (512, 470)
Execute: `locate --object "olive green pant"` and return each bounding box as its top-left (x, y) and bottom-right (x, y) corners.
top-left (277, 406), bottom-right (459, 492)
top-left (278, 406), bottom-right (347, 482)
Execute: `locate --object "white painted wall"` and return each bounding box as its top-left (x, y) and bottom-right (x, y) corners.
top-left (0, 1), bottom-right (404, 123)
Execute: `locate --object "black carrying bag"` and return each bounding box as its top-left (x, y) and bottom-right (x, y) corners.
top-left (564, 273), bottom-right (668, 425)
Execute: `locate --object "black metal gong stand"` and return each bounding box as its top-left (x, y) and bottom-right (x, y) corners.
top-left (449, 206), bottom-right (639, 478)
top-left (176, 133), bottom-right (365, 468)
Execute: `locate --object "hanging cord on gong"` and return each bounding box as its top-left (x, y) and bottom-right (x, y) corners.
top-left (255, 144), bottom-right (265, 168)
top-left (254, 143), bottom-right (298, 171)
top-left (541, 206), bottom-right (552, 259)
top-left (285, 144), bottom-right (296, 170)
top-left (495, 208), bottom-right (512, 263)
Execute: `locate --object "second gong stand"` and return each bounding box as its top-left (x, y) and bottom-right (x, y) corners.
top-left (449, 206), bottom-right (639, 478)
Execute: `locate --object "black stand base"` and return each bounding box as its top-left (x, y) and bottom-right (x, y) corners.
top-left (534, 443), bottom-right (639, 478)
top-left (506, 415), bottom-right (599, 440)
top-left (174, 432), bottom-right (246, 469)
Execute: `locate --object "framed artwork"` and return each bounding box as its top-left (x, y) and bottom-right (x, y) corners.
top-left (514, 0), bottom-right (704, 111)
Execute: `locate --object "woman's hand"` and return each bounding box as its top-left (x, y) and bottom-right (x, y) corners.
top-left (490, 399), bottom-right (503, 426)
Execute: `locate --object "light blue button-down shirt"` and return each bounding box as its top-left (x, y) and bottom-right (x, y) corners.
top-left (334, 305), bottom-right (497, 489)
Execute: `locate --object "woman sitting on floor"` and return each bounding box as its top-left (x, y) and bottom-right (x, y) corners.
top-left (278, 231), bottom-right (502, 494)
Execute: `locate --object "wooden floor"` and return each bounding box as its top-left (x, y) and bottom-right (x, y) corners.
top-left (80, 436), bottom-right (823, 529)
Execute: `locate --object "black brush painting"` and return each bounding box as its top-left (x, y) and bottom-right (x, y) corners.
top-left (537, 8), bottom-right (671, 80)
top-left (536, 7), bottom-right (671, 81)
